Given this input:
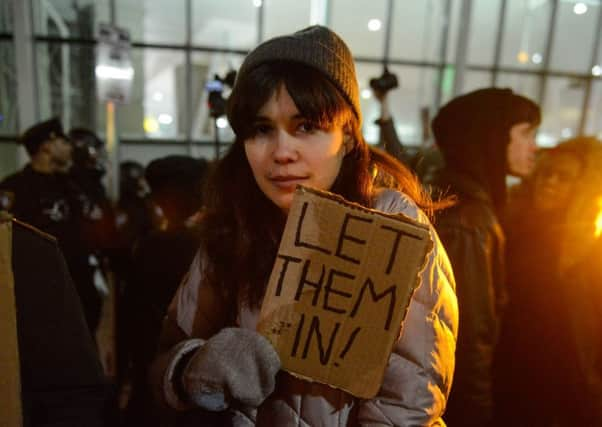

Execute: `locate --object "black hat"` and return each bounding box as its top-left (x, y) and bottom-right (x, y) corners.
top-left (232, 25), bottom-right (361, 124)
top-left (20, 118), bottom-right (67, 155)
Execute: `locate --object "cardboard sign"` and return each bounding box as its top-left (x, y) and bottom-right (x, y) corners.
top-left (257, 186), bottom-right (433, 398)
top-left (0, 221), bottom-right (23, 426)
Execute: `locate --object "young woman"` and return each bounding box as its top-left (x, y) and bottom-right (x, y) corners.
top-left (430, 88), bottom-right (541, 427)
top-left (151, 25), bottom-right (457, 426)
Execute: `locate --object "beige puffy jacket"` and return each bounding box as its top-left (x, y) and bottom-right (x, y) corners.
top-left (152, 189), bottom-right (458, 426)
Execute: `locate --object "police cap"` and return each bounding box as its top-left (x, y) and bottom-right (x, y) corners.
top-left (20, 118), bottom-right (68, 155)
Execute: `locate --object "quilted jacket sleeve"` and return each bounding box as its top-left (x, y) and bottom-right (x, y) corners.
top-left (357, 190), bottom-right (458, 426)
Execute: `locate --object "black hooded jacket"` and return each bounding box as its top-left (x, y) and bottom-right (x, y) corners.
top-left (431, 88), bottom-right (520, 427)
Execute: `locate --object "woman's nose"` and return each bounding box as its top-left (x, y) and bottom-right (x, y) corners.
top-left (272, 130), bottom-right (298, 164)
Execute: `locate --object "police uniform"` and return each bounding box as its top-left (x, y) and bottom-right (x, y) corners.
top-left (0, 119), bottom-right (102, 334)
top-left (1, 213), bottom-right (110, 426)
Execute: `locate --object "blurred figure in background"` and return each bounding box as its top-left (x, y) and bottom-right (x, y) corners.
top-left (0, 118), bottom-right (102, 336)
top-left (68, 127), bottom-right (116, 251)
top-left (431, 88), bottom-right (540, 427)
top-left (123, 155), bottom-right (208, 426)
top-left (495, 137), bottom-right (602, 426)
top-left (68, 128), bottom-right (118, 317)
top-left (111, 160), bottom-right (157, 392)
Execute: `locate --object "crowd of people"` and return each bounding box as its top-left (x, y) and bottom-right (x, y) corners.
top-left (1, 24), bottom-right (601, 427)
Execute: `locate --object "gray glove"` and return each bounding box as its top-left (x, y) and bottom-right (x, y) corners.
top-left (181, 328), bottom-right (281, 411)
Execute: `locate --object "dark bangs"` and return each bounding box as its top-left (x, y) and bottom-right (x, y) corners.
top-left (508, 93), bottom-right (541, 128)
top-left (227, 61), bottom-right (353, 140)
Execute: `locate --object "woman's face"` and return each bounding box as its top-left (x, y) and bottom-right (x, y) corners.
top-left (507, 122), bottom-right (538, 177)
top-left (533, 153), bottom-right (581, 212)
top-left (244, 84), bottom-right (348, 212)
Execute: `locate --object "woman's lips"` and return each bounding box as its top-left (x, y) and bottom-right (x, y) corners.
top-left (269, 176), bottom-right (308, 190)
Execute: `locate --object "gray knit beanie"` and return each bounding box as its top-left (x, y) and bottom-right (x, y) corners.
top-left (234, 25), bottom-right (361, 124)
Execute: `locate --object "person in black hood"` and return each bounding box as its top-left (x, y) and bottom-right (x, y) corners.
top-left (431, 88), bottom-right (541, 427)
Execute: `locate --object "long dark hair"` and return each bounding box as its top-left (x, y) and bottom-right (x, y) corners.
top-left (200, 62), bottom-right (443, 309)
top-left (433, 88), bottom-right (541, 216)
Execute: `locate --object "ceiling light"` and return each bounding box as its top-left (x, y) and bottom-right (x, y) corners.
top-left (368, 19), bottom-right (382, 32)
top-left (216, 117), bottom-right (229, 129)
top-left (592, 65), bottom-right (602, 76)
top-left (361, 89), bottom-right (372, 99)
top-left (253, 0), bottom-right (262, 7)
top-left (517, 51), bottom-right (529, 64)
top-left (531, 53), bottom-right (543, 64)
top-left (158, 113), bottom-right (173, 125)
top-left (95, 65), bottom-right (134, 80)
top-left (573, 3), bottom-right (587, 15)
top-left (143, 117), bottom-right (159, 133)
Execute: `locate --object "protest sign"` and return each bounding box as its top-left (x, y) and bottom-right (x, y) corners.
top-left (257, 186), bottom-right (433, 398)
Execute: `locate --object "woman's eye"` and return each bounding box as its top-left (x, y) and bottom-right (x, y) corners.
top-left (298, 122), bottom-right (318, 133)
top-left (253, 124), bottom-right (272, 135)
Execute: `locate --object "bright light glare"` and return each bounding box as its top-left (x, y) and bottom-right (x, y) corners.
top-left (368, 19), bottom-right (382, 31)
top-left (143, 117), bottom-right (159, 133)
top-left (361, 89), bottom-right (372, 99)
top-left (517, 51), bottom-right (529, 64)
top-left (95, 65), bottom-right (134, 80)
top-left (573, 2), bottom-right (587, 15)
top-left (253, 0), bottom-right (262, 7)
top-left (158, 113), bottom-right (173, 125)
top-left (595, 198), bottom-right (602, 238)
top-left (531, 53), bottom-right (543, 64)
top-left (592, 65), bottom-right (602, 76)
top-left (216, 117), bottom-right (228, 129)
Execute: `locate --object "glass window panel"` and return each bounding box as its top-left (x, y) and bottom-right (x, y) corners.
top-left (190, 51), bottom-right (245, 142)
top-left (461, 70), bottom-right (493, 94)
top-left (192, 0), bottom-right (258, 49)
top-left (549, 1), bottom-right (598, 74)
top-left (330, 0), bottom-right (387, 59)
top-left (539, 76), bottom-right (586, 145)
top-left (0, 41), bottom-right (17, 135)
top-left (35, 42), bottom-right (99, 131)
top-left (120, 144), bottom-right (189, 167)
top-left (357, 62), bottom-right (438, 145)
top-left (263, 0), bottom-right (310, 40)
top-left (496, 72), bottom-right (539, 101)
top-left (116, 0), bottom-right (186, 45)
top-left (467, 0), bottom-right (501, 66)
top-left (445, 0), bottom-right (462, 63)
top-left (190, 143), bottom-right (228, 161)
top-left (501, 0), bottom-right (551, 70)
top-left (0, 0), bottom-right (12, 33)
top-left (33, 0), bottom-right (110, 38)
top-left (390, 0), bottom-right (450, 63)
top-left (585, 81), bottom-right (602, 138)
top-left (0, 143), bottom-right (18, 180)
top-left (108, 48), bottom-right (188, 140)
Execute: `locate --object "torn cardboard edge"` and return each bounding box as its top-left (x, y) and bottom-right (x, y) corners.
top-left (258, 186), bottom-right (434, 398)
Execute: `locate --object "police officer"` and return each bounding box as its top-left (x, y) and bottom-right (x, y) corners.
top-left (0, 118), bottom-right (102, 336)
top-left (0, 211), bottom-right (112, 426)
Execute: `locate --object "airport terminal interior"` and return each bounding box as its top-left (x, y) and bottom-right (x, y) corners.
top-left (1, 1), bottom-right (602, 426)
top-left (1, 0), bottom-right (601, 177)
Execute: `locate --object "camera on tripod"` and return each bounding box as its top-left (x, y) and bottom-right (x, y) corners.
top-left (206, 70), bottom-right (237, 118)
top-left (369, 67), bottom-right (399, 95)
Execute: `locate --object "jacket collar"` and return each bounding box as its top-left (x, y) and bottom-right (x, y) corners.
top-left (436, 169), bottom-right (493, 205)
